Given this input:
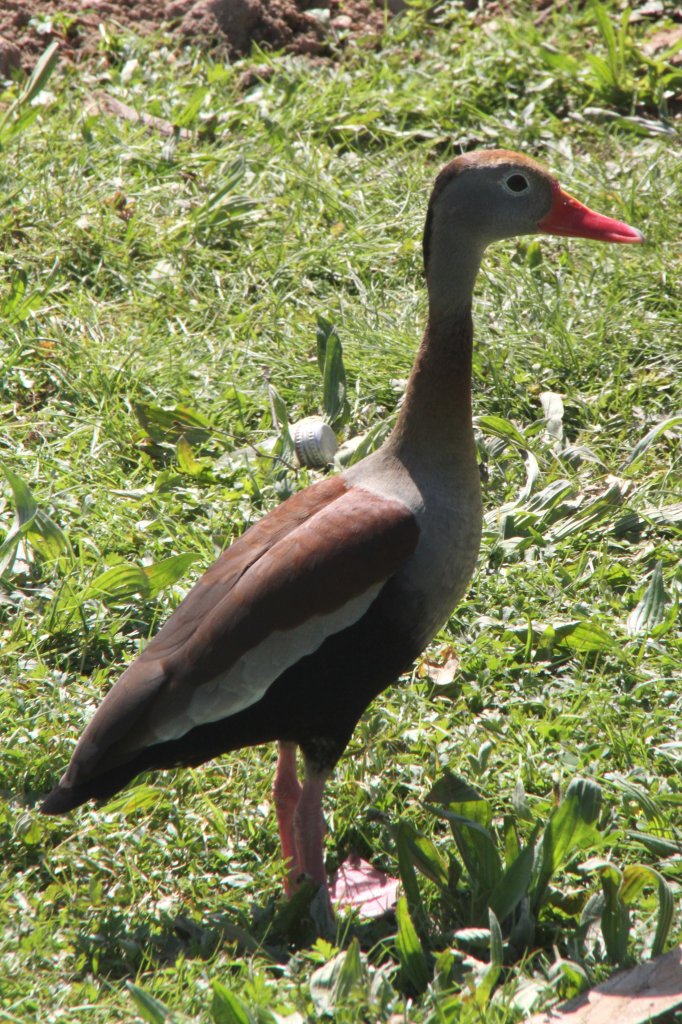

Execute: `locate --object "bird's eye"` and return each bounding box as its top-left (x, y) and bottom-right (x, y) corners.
top-left (505, 174), bottom-right (529, 193)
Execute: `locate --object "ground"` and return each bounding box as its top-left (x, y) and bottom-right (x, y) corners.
top-left (1, 1), bottom-right (681, 1021)
top-left (0, 0), bottom-right (396, 74)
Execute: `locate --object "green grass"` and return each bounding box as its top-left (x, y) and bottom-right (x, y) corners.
top-left (1, 2), bottom-right (681, 1021)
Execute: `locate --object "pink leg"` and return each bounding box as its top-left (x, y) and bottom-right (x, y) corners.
top-left (293, 768), bottom-right (330, 888)
top-left (272, 742), bottom-right (303, 895)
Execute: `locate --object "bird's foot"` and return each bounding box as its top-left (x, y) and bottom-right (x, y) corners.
top-left (328, 854), bottom-right (399, 918)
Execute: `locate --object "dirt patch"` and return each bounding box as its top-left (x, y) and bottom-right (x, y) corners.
top-left (0, 0), bottom-right (396, 75)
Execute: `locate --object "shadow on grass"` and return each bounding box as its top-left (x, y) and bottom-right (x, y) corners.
top-left (73, 881), bottom-right (398, 980)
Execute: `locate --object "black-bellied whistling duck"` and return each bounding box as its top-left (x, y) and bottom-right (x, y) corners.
top-left (41, 151), bottom-right (642, 908)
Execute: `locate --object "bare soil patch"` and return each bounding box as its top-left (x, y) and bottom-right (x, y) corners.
top-left (0, 0), bottom-right (395, 75)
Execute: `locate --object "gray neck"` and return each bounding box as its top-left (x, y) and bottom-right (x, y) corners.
top-left (425, 238), bottom-right (483, 322)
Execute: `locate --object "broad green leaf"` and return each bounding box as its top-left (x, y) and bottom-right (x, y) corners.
top-left (27, 510), bottom-right (69, 561)
top-left (592, 0), bottom-right (619, 78)
top-left (551, 958), bottom-right (590, 999)
top-left (549, 480), bottom-right (625, 540)
top-left (504, 815), bottom-right (521, 866)
top-left (135, 402), bottom-right (212, 445)
top-left (477, 414), bottom-right (528, 448)
top-left (316, 315), bottom-right (333, 374)
top-left (267, 384), bottom-right (289, 433)
top-left (126, 982), bottom-right (170, 1024)
top-left (14, 812), bottom-right (43, 846)
top-left (511, 782), bottom-right (534, 825)
top-left (489, 907), bottom-right (503, 965)
top-left (322, 332), bottom-right (348, 427)
top-left (270, 877), bottom-right (323, 943)
top-left (430, 807), bottom-right (502, 899)
top-left (267, 386), bottom-right (295, 465)
top-left (650, 870), bottom-right (674, 958)
top-left (612, 776), bottom-right (666, 828)
top-left (518, 447), bottom-right (540, 501)
top-left (427, 773), bottom-right (501, 897)
top-left (473, 909), bottom-right (503, 1007)
top-left (395, 896), bottom-right (430, 994)
top-left (555, 620), bottom-right (616, 653)
top-left (0, 40), bottom-right (59, 145)
top-left (627, 831), bottom-right (681, 857)
top-left (336, 421), bottom-right (391, 467)
top-left (584, 860), bottom-right (674, 960)
top-left (395, 820), bottom-right (427, 929)
top-left (310, 951), bottom-right (344, 1014)
top-left (1, 271), bottom-right (45, 321)
top-left (84, 564), bottom-right (151, 604)
top-left (627, 562), bottom-right (667, 634)
top-left (533, 779), bottom-right (602, 909)
top-left (600, 870), bottom-right (630, 965)
top-left (540, 45), bottom-right (580, 73)
top-left (333, 938), bottom-right (366, 1005)
top-left (586, 52), bottom-right (617, 89)
top-left (526, 478), bottom-right (574, 513)
top-left (0, 466), bottom-right (69, 569)
top-left (427, 773), bottom-right (490, 821)
top-left (2, 465), bottom-right (37, 524)
top-left (212, 982), bottom-right (253, 1024)
top-left (396, 818), bottom-right (449, 890)
top-left (143, 552), bottom-right (196, 597)
top-left (20, 40), bottom-right (61, 106)
top-left (172, 159), bottom-right (254, 237)
top-left (176, 435), bottom-right (205, 476)
top-left (316, 317), bottom-right (348, 428)
top-left (310, 940), bottom-right (366, 1014)
top-left (489, 837), bottom-right (536, 923)
top-left (620, 865), bottom-right (674, 958)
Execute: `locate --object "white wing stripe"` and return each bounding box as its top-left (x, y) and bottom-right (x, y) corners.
top-left (150, 583), bottom-right (383, 743)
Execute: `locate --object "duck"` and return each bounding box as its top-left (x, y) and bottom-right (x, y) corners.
top-left (41, 150), bottom-right (642, 908)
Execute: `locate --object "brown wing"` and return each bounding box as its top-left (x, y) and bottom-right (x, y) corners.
top-left (43, 477), bottom-right (419, 805)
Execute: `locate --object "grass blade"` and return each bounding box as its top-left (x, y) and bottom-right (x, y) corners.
top-left (622, 415), bottom-right (682, 470)
top-left (0, 41), bottom-right (60, 144)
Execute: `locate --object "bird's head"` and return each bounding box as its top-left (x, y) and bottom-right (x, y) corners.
top-left (423, 149), bottom-right (643, 287)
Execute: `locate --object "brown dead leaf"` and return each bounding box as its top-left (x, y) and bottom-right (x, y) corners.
top-left (642, 25), bottom-right (682, 63)
top-left (420, 647), bottom-right (460, 685)
top-left (530, 945), bottom-right (682, 1024)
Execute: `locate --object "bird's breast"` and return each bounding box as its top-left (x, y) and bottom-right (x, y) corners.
top-left (394, 485), bottom-right (482, 646)
top-left (347, 454), bottom-right (482, 647)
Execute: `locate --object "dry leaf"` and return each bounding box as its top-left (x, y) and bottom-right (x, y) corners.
top-left (531, 944), bottom-right (682, 1024)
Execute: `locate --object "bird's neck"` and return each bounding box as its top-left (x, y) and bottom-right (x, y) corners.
top-left (387, 264), bottom-right (478, 469)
